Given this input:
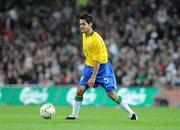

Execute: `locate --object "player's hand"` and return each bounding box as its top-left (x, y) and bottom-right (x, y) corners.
top-left (88, 77), bottom-right (95, 88)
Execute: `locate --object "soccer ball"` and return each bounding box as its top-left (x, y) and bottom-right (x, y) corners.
top-left (40, 103), bottom-right (56, 119)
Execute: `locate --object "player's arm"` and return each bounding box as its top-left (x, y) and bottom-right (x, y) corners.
top-left (91, 61), bottom-right (100, 79)
top-left (88, 37), bottom-right (102, 88)
top-left (88, 61), bottom-right (100, 88)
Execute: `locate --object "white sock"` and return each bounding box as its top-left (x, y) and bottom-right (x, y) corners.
top-left (120, 98), bottom-right (134, 115)
top-left (72, 100), bottom-right (82, 118)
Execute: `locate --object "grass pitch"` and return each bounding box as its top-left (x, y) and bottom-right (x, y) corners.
top-left (0, 106), bottom-right (179, 130)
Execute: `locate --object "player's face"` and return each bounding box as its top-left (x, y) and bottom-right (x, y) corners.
top-left (79, 19), bottom-right (91, 33)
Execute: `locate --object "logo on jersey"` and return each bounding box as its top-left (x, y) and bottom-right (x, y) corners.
top-left (86, 42), bottom-right (90, 47)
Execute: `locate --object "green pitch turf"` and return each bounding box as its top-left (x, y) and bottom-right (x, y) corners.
top-left (0, 106), bottom-right (179, 130)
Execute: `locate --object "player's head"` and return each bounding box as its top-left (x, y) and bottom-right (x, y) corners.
top-left (79, 13), bottom-right (93, 33)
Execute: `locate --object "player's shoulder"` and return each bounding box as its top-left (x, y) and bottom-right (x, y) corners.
top-left (93, 31), bottom-right (100, 37)
top-left (93, 32), bottom-right (103, 40)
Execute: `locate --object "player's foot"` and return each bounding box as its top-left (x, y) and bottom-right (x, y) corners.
top-left (65, 115), bottom-right (78, 120)
top-left (129, 113), bottom-right (138, 120)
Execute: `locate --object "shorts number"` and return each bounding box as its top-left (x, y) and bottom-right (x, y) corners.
top-left (104, 77), bottom-right (109, 84)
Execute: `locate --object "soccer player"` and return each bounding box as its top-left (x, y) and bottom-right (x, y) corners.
top-left (65, 13), bottom-right (138, 120)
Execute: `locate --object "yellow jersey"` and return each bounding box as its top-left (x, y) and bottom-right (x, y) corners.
top-left (82, 32), bottom-right (108, 67)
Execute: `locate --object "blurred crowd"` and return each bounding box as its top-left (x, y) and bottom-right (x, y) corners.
top-left (0, 0), bottom-right (180, 87)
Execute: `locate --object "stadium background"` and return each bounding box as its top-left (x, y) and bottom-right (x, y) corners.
top-left (0, 0), bottom-right (180, 107)
top-left (0, 1), bottom-right (180, 130)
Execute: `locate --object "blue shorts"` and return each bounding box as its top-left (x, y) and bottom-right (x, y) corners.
top-left (79, 61), bottom-right (117, 92)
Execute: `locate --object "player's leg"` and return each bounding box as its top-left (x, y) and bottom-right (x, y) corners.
top-left (66, 65), bottom-right (92, 120)
top-left (72, 86), bottom-right (87, 118)
top-left (66, 85), bottom-right (87, 120)
top-left (99, 62), bottom-right (138, 120)
top-left (106, 91), bottom-right (138, 120)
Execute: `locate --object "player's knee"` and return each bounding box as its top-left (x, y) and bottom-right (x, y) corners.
top-left (77, 86), bottom-right (86, 96)
top-left (107, 91), bottom-right (118, 100)
top-left (107, 91), bottom-right (114, 97)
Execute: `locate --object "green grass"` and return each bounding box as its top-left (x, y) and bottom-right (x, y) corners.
top-left (0, 106), bottom-right (179, 130)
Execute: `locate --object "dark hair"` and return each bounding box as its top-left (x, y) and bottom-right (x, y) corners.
top-left (79, 13), bottom-right (93, 24)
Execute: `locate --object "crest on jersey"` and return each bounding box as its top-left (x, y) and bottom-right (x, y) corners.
top-left (86, 42), bottom-right (90, 47)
